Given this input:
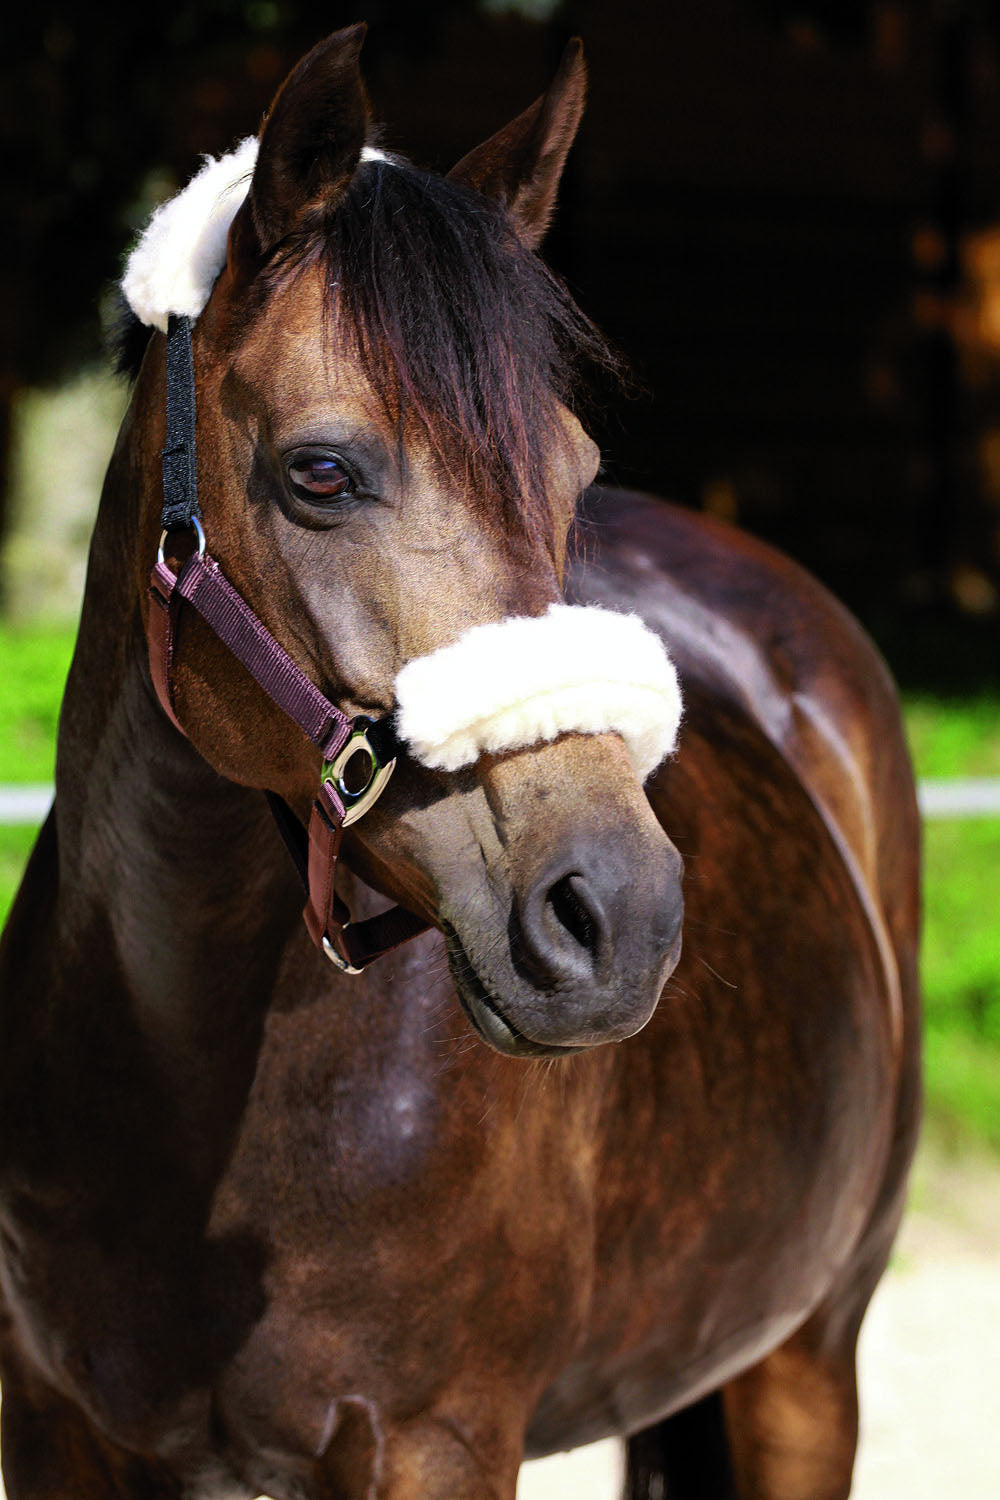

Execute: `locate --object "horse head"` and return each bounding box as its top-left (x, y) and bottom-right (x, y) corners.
top-left (125, 25), bottom-right (684, 1056)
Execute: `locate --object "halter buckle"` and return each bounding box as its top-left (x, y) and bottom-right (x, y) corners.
top-left (322, 716), bottom-right (396, 828)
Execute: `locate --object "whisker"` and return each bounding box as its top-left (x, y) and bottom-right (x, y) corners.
top-left (695, 956), bottom-right (739, 991)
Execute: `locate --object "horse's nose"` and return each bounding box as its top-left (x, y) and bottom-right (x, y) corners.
top-left (520, 865), bottom-right (614, 989)
top-left (514, 836), bottom-right (684, 1047)
top-left (451, 735), bottom-right (685, 1054)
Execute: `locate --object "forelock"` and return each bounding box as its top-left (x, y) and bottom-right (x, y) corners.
top-left (309, 159), bottom-right (618, 553)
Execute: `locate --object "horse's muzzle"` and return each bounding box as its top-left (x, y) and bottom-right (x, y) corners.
top-left (445, 829), bottom-right (685, 1057)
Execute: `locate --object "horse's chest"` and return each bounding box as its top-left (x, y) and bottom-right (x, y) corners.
top-left (201, 1031), bottom-right (603, 1467)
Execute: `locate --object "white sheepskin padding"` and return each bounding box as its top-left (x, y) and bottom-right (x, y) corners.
top-left (121, 139), bottom-right (391, 332)
top-left (394, 604), bottom-right (683, 779)
top-left (122, 136), bottom-right (259, 333)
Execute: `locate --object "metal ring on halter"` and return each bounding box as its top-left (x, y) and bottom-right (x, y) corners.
top-left (157, 515), bottom-right (206, 566)
top-left (321, 932), bottom-right (365, 975)
top-left (322, 716), bottom-right (396, 828)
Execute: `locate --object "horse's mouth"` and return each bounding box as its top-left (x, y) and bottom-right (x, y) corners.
top-left (441, 925), bottom-right (586, 1059)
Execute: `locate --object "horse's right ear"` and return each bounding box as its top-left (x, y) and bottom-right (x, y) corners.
top-left (237, 24), bottom-right (370, 261)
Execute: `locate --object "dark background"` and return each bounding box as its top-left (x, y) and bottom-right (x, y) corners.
top-left (4, 0), bottom-right (1000, 687)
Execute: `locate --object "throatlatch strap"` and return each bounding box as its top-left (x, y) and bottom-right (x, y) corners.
top-left (303, 783), bottom-right (429, 969)
top-left (266, 787), bottom-right (426, 969)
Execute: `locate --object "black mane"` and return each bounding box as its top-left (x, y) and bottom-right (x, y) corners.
top-left (108, 287), bottom-right (154, 381)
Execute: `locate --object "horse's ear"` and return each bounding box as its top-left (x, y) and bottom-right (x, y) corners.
top-left (244, 24), bottom-right (370, 257)
top-left (448, 38), bottom-right (586, 248)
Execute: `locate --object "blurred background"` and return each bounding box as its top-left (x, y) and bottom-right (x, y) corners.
top-left (0, 1), bottom-right (998, 1492)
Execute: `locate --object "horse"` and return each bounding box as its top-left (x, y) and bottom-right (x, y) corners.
top-left (0, 25), bottom-right (921, 1500)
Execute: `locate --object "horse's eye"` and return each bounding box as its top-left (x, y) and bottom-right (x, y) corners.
top-left (287, 453), bottom-right (354, 501)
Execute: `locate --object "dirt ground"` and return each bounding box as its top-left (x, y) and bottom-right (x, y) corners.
top-left (1, 1139), bottom-right (997, 1499)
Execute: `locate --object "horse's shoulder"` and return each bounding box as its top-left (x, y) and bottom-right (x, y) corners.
top-left (570, 487), bottom-right (919, 905)
top-left (574, 488), bottom-right (892, 717)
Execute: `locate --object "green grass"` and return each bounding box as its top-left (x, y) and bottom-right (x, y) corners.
top-left (922, 818), bottom-right (1000, 1047)
top-left (0, 623), bottom-right (73, 921)
top-left (904, 694), bottom-right (1000, 778)
top-left (0, 623), bottom-right (76, 782)
top-left (920, 816), bottom-right (1000, 1151)
top-left (0, 631), bottom-right (998, 1150)
top-left (902, 695), bottom-right (1000, 1147)
top-left (922, 1026), bottom-right (1000, 1152)
top-left (0, 824), bottom-right (39, 924)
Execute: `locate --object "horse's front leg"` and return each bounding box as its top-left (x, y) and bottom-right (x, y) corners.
top-left (717, 1192), bottom-right (911, 1500)
top-left (309, 1412), bottom-right (520, 1500)
top-left (720, 1323), bottom-right (860, 1500)
top-left (624, 1283), bottom-right (870, 1500)
top-left (225, 1396), bottom-right (521, 1500)
top-left (370, 1418), bottom-right (521, 1500)
top-left (0, 1379), bottom-right (183, 1500)
top-left (624, 1325), bottom-right (859, 1500)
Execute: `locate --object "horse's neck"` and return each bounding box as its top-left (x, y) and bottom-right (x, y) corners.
top-left (51, 435), bottom-right (300, 1055)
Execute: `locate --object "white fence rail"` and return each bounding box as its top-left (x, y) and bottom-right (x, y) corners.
top-left (918, 779), bottom-right (1000, 817)
top-left (0, 786), bottom-right (53, 824)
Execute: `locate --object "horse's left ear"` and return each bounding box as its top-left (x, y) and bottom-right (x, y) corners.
top-left (244, 23), bottom-right (371, 257)
top-left (448, 39), bottom-right (586, 248)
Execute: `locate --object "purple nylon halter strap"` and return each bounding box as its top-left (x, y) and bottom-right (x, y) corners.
top-left (302, 780), bottom-right (428, 972)
top-left (148, 551), bottom-right (428, 971)
top-left (157, 552), bottom-right (352, 761)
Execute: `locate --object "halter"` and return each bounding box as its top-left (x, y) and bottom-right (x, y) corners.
top-left (148, 314), bottom-right (428, 973)
top-left (133, 143), bottom-right (684, 977)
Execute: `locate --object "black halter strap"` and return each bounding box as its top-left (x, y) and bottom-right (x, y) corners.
top-left (161, 316), bottom-right (201, 533)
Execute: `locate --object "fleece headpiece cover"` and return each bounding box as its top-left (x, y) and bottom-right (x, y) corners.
top-left (123, 136), bottom-right (394, 332)
top-left (122, 143), bottom-right (683, 779)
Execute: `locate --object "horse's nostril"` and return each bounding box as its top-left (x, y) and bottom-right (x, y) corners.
top-left (523, 869), bottom-right (611, 988)
top-left (547, 873), bottom-right (600, 957)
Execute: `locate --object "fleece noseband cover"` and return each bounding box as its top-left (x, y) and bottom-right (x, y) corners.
top-left (122, 142), bottom-right (684, 781)
top-left (395, 604), bottom-right (682, 779)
